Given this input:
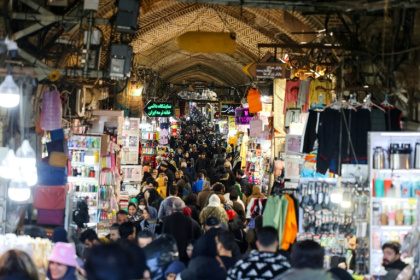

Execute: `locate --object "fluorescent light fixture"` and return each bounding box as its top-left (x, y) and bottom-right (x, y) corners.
top-left (0, 73), bottom-right (20, 108)
top-left (363, 85), bottom-right (369, 88)
top-left (8, 179), bottom-right (30, 202)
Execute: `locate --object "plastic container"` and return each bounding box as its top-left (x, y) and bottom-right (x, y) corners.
top-left (40, 90), bottom-right (62, 131)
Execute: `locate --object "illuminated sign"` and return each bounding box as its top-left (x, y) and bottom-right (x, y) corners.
top-left (235, 108), bottom-right (254, 125)
top-left (220, 103), bottom-right (241, 116)
top-left (144, 102), bottom-right (174, 117)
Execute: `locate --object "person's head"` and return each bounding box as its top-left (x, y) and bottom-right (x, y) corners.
top-left (215, 231), bottom-right (235, 256)
top-left (128, 203), bottom-right (138, 216)
top-left (172, 199), bottom-right (185, 213)
top-left (236, 169), bottom-right (244, 178)
top-left (153, 180), bottom-right (159, 189)
top-left (143, 206), bottom-right (157, 221)
top-left (197, 172), bottom-right (204, 179)
top-left (212, 183), bottom-right (224, 193)
top-left (160, 161), bottom-right (168, 171)
top-left (245, 183), bottom-right (254, 196)
top-left (175, 170), bottom-right (182, 179)
top-left (177, 148), bottom-right (182, 154)
top-left (208, 194), bottom-right (221, 207)
top-left (116, 210), bottom-right (129, 225)
top-left (52, 227), bottom-right (68, 243)
top-left (382, 242), bottom-right (402, 266)
top-left (80, 229), bottom-right (100, 249)
top-left (230, 189), bottom-right (239, 201)
top-left (169, 185), bottom-right (178, 196)
top-left (0, 249), bottom-right (39, 280)
top-left (137, 230), bottom-right (154, 248)
top-left (201, 152), bottom-right (206, 158)
top-left (291, 240), bottom-right (325, 269)
top-left (184, 193), bottom-right (198, 205)
top-left (138, 198), bottom-right (147, 210)
top-left (256, 226), bottom-right (279, 253)
top-left (143, 166), bottom-right (150, 173)
top-left (146, 177), bottom-right (156, 187)
top-left (186, 240), bottom-right (196, 259)
top-left (184, 151), bottom-right (189, 158)
top-left (180, 162), bottom-right (187, 169)
top-left (156, 156), bottom-right (162, 163)
top-left (48, 242), bottom-right (78, 280)
top-left (205, 216), bottom-right (220, 231)
top-left (164, 261), bottom-right (186, 280)
top-left (119, 222), bottom-right (136, 241)
top-left (163, 176), bottom-right (169, 186)
top-left (158, 172), bottom-right (165, 178)
top-left (224, 161), bottom-right (231, 169)
top-left (109, 224), bottom-right (120, 242)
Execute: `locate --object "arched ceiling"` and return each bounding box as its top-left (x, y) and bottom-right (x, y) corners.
top-left (93, 0), bottom-right (317, 87)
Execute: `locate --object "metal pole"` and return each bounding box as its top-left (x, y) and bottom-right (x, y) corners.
top-left (83, 10), bottom-right (94, 78)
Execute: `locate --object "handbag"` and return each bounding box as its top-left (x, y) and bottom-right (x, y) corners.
top-left (37, 209), bottom-right (64, 226)
top-left (34, 185), bottom-right (67, 209)
top-left (37, 162), bottom-right (67, 185)
top-left (46, 140), bottom-right (67, 154)
top-left (49, 152), bottom-right (67, 167)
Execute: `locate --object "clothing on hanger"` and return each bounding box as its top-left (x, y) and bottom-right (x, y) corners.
top-left (308, 79), bottom-right (332, 107)
top-left (284, 79), bottom-right (301, 114)
top-left (297, 78), bottom-right (312, 111)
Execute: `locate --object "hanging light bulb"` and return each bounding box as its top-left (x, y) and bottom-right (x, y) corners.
top-left (0, 148), bottom-right (19, 179)
top-left (330, 178), bottom-right (344, 204)
top-left (8, 177), bottom-right (30, 202)
top-left (16, 140), bottom-right (37, 186)
top-left (0, 70), bottom-right (20, 108)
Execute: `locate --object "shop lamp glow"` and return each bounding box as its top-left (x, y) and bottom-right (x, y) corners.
top-left (15, 140), bottom-right (37, 186)
top-left (0, 148), bottom-right (19, 180)
top-left (8, 177), bottom-right (30, 202)
top-left (330, 179), bottom-right (344, 204)
top-left (0, 72), bottom-right (20, 108)
top-left (341, 190), bottom-right (352, 208)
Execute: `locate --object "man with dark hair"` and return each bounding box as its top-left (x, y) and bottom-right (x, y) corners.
top-left (109, 223), bottom-right (120, 242)
top-left (119, 222), bottom-right (136, 241)
top-left (195, 152), bottom-right (206, 173)
top-left (381, 242), bottom-right (407, 280)
top-left (236, 169), bottom-right (248, 192)
top-left (137, 230), bottom-right (154, 248)
top-left (216, 231), bottom-right (236, 270)
top-left (158, 185), bottom-right (184, 220)
top-left (273, 240), bottom-right (335, 280)
top-left (159, 161), bottom-right (175, 188)
top-left (116, 210), bottom-right (129, 225)
top-left (80, 229), bottom-right (100, 249)
top-left (192, 172), bottom-right (205, 194)
top-left (228, 226), bottom-right (291, 280)
top-left (162, 200), bottom-right (194, 262)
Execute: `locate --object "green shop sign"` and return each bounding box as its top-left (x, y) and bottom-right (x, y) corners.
top-left (144, 102), bottom-right (174, 117)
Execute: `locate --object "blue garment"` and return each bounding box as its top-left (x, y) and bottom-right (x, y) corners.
top-left (192, 178), bottom-right (205, 194)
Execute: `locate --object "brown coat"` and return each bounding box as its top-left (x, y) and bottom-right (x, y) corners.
top-left (197, 181), bottom-right (211, 210)
top-left (246, 186), bottom-right (265, 207)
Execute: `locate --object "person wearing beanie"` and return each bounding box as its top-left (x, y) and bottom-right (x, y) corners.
top-left (52, 227), bottom-right (68, 243)
top-left (199, 194), bottom-right (229, 229)
top-left (47, 242), bottom-right (80, 280)
top-left (164, 261), bottom-right (186, 280)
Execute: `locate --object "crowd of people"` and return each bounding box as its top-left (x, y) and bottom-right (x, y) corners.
top-left (0, 114), bottom-right (410, 280)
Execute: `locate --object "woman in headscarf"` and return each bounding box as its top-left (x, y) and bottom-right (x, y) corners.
top-left (141, 166), bottom-right (151, 184)
top-left (234, 184), bottom-right (247, 206)
top-left (199, 194), bottom-right (229, 228)
top-left (127, 202), bottom-right (141, 222)
top-left (46, 243), bottom-right (83, 280)
top-left (146, 187), bottom-right (163, 211)
top-left (139, 206), bottom-right (162, 237)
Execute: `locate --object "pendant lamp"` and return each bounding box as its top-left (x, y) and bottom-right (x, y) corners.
top-left (0, 148), bottom-right (19, 180)
top-left (0, 70), bottom-right (20, 108)
top-left (8, 177), bottom-right (30, 202)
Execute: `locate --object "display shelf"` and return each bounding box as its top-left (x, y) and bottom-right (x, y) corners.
top-left (68, 147), bottom-right (100, 151)
top-left (371, 225), bottom-right (413, 230)
top-left (371, 197), bottom-right (417, 203)
top-left (71, 162), bottom-right (98, 166)
top-left (68, 176), bottom-right (97, 182)
top-left (372, 169), bottom-right (420, 173)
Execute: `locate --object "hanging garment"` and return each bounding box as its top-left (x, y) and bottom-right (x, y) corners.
top-left (297, 78), bottom-right (311, 111)
top-left (247, 88), bottom-right (263, 113)
top-left (380, 105), bottom-right (403, 131)
top-left (370, 108), bottom-right (386, 131)
top-left (301, 110), bottom-right (321, 154)
top-left (284, 79), bottom-right (301, 114)
top-left (281, 195), bottom-right (297, 250)
top-left (308, 79), bottom-right (332, 106)
top-left (285, 109), bottom-right (301, 128)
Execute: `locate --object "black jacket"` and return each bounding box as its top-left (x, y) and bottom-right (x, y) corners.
top-left (384, 259), bottom-right (408, 271)
top-left (180, 256), bottom-right (227, 280)
top-left (238, 176), bottom-right (249, 193)
top-left (162, 212), bottom-right (194, 262)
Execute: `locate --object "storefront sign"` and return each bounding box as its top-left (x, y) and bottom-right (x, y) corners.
top-left (220, 102), bottom-right (241, 116)
top-left (235, 108), bottom-right (254, 125)
top-left (144, 102), bottom-right (174, 117)
top-left (254, 63), bottom-right (290, 79)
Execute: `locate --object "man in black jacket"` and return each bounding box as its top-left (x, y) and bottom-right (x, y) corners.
top-left (382, 242), bottom-right (408, 280)
top-left (162, 200), bottom-right (194, 262)
top-left (236, 169), bottom-right (249, 193)
top-left (159, 161), bottom-right (175, 189)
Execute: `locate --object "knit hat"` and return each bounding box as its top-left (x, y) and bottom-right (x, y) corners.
top-left (48, 242), bottom-right (78, 267)
top-left (164, 261), bottom-right (186, 277)
top-left (182, 207), bottom-right (192, 217)
top-left (52, 227), bottom-right (68, 243)
top-left (208, 194), bottom-right (221, 207)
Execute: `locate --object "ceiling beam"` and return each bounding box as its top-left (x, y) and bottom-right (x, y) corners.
top-left (11, 13), bottom-right (111, 26)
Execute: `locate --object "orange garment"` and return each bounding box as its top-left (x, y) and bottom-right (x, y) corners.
top-left (281, 194), bottom-right (298, 250)
top-left (247, 88), bottom-right (262, 113)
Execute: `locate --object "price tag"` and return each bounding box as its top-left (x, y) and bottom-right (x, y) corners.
top-left (408, 198), bottom-right (417, 206)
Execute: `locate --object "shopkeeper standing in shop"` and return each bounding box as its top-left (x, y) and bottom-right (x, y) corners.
top-left (382, 242), bottom-right (408, 280)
